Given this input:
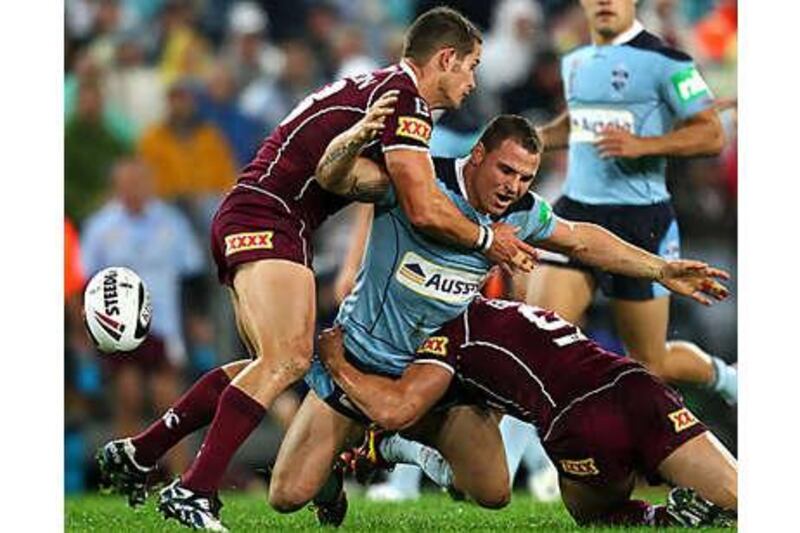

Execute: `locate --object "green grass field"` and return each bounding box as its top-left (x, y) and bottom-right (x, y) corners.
top-left (65, 489), bottom-right (735, 532)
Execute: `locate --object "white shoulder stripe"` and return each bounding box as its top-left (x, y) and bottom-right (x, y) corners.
top-left (382, 144), bottom-right (430, 153)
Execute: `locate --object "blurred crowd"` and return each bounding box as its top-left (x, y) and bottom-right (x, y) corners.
top-left (64, 0), bottom-right (738, 494)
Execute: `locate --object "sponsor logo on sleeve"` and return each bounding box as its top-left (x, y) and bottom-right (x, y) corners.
top-left (395, 252), bottom-right (485, 304)
top-left (225, 231), bottom-right (274, 256)
top-left (537, 200), bottom-right (553, 227)
top-left (396, 116), bottom-right (432, 144)
top-left (668, 408), bottom-right (699, 433)
top-left (416, 336), bottom-right (449, 357)
top-left (559, 458), bottom-right (600, 476)
top-left (569, 108), bottom-right (635, 143)
top-left (671, 66), bottom-right (711, 104)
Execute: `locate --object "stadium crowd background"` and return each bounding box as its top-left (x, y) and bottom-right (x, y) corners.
top-left (63, 0), bottom-right (738, 495)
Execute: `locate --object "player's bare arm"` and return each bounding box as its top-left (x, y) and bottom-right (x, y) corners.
top-left (536, 111), bottom-right (570, 151)
top-left (318, 327), bottom-right (451, 430)
top-left (595, 108), bottom-right (724, 159)
top-left (315, 91), bottom-right (397, 202)
top-left (537, 218), bottom-right (730, 305)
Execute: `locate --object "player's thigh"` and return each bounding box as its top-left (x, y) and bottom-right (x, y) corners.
top-left (610, 297), bottom-right (670, 367)
top-left (422, 405), bottom-right (510, 508)
top-left (559, 473), bottom-right (635, 525)
top-left (269, 390), bottom-right (362, 511)
top-left (657, 431), bottom-right (737, 510)
top-left (231, 259), bottom-right (316, 364)
top-left (522, 266), bottom-right (595, 323)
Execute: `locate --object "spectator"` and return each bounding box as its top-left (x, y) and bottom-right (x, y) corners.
top-left (195, 61), bottom-right (265, 167)
top-left (222, 1), bottom-right (285, 91)
top-left (331, 25), bottom-right (379, 79)
top-left (239, 39), bottom-right (323, 129)
top-left (137, 79), bottom-right (237, 207)
top-left (81, 157), bottom-right (206, 475)
top-left (157, 0), bottom-right (213, 85)
top-left (65, 79), bottom-right (131, 223)
top-left (480, 0), bottom-right (544, 93)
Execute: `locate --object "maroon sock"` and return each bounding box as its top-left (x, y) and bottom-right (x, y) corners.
top-left (593, 500), bottom-right (668, 527)
top-left (181, 385), bottom-right (266, 494)
top-left (130, 367), bottom-right (231, 467)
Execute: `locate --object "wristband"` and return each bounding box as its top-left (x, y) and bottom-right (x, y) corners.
top-left (475, 225), bottom-right (494, 253)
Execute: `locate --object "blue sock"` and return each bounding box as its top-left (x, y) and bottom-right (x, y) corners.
top-left (711, 356), bottom-right (737, 405)
top-left (499, 415), bottom-right (535, 483)
top-left (386, 464), bottom-right (422, 495)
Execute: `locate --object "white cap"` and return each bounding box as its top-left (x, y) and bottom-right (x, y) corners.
top-left (228, 1), bottom-right (269, 35)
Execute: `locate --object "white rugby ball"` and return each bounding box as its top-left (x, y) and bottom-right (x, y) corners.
top-left (83, 267), bottom-right (152, 353)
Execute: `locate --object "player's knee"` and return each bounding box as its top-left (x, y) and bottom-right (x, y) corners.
top-left (267, 480), bottom-right (312, 513)
top-left (472, 486), bottom-right (511, 510)
top-left (253, 332), bottom-right (314, 378)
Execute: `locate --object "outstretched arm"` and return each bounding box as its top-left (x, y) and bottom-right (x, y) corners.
top-left (317, 327), bottom-right (452, 430)
top-left (538, 218), bottom-right (730, 305)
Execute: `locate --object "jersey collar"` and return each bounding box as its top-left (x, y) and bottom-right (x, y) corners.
top-left (610, 20), bottom-right (645, 45)
top-left (399, 60), bottom-right (419, 88)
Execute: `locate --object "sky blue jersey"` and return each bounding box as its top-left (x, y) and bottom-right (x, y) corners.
top-left (335, 156), bottom-right (556, 376)
top-left (561, 22), bottom-right (715, 205)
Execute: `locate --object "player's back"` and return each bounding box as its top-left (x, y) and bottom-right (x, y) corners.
top-left (425, 297), bottom-right (644, 432)
top-left (238, 63), bottom-right (428, 229)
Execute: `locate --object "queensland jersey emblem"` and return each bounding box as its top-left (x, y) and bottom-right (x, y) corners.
top-left (395, 252), bottom-right (484, 304)
top-left (668, 408), bottom-right (699, 433)
top-left (396, 116), bottom-right (431, 144)
top-left (417, 336), bottom-right (449, 357)
top-left (225, 231), bottom-right (274, 256)
top-left (560, 458), bottom-right (600, 476)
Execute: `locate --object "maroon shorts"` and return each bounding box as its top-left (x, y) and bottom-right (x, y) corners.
top-left (210, 184), bottom-right (311, 286)
top-left (543, 369), bottom-right (707, 487)
top-left (103, 335), bottom-right (172, 374)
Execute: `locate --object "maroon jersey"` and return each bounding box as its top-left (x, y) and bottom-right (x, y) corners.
top-left (413, 297), bottom-right (645, 437)
top-left (238, 62), bottom-right (433, 230)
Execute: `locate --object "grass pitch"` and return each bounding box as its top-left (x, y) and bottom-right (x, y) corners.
top-left (66, 488), bottom-right (735, 532)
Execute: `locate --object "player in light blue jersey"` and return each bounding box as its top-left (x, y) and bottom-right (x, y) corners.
top-left (527, 0), bottom-right (737, 405)
top-left (265, 112), bottom-right (730, 522)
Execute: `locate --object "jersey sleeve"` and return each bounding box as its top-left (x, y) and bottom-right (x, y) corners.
top-left (522, 194), bottom-right (557, 243)
top-left (660, 57), bottom-right (715, 120)
top-left (380, 88), bottom-right (433, 153)
top-left (412, 334), bottom-right (456, 375)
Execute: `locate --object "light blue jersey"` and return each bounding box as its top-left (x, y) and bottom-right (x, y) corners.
top-left (561, 22), bottom-right (714, 205)
top-left (306, 156), bottom-right (555, 398)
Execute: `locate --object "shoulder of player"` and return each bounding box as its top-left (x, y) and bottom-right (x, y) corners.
top-left (624, 30), bottom-right (694, 63)
top-left (500, 191), bottom-right (539, 218)
top-left (432, 156), bottom-right (460, 194)
top-left (561, 45), bottom-right (593, 67)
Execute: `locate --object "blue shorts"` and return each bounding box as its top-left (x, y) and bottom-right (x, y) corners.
top-left (543, 197), bottom-right (680, 300)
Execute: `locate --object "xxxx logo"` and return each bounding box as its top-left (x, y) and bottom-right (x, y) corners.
top-left (417, 336), bottom-right (449, 357)
top-left (397, 116), bottom-right (431, 144)
top-left (668, 408), bottom-right (698, 433)
top-left (559, 458), bottom-right (600, 477)
top-left (225, 231), bottom-right (274, 256)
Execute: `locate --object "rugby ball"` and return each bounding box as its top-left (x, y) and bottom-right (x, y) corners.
top-left (83, 267), bottom-right (152, 353)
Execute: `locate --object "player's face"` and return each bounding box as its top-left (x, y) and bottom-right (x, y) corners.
top-left (469, 139), bottom-right (540, 216)
top-left (440, 43), bottom-right (481, 108)
top-left (580, 0), bottom-right (636, 40)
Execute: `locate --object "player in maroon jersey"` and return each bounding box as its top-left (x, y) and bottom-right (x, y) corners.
top-left (96, 7), bottom-right (541, 530)
top-left (317, 298), bottom-right (737, 527)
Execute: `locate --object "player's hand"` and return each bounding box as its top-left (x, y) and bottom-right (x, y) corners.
top-left (318, 326), bottom-right (346, 368)
top-left (595, 127), bottom-right (648, 159)
top-left (484, 222), bottom-right (539, 273)
top-left (657, 259), bottom-right (731, 305)
top-left (353, 90), bottom-right (399, 144)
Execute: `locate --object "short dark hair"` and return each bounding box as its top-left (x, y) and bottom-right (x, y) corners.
top-left (478, 115), bottom-right (543, 155)
top-left (403, 7), bottom-right (482, 64)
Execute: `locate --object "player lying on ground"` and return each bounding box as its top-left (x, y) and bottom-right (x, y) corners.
top-left (95, 8), bottom-right (541, 532)
top-left (260, 114), bottom-right (730, 526)
top-left (318, 297), bottom-right (737, 528)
